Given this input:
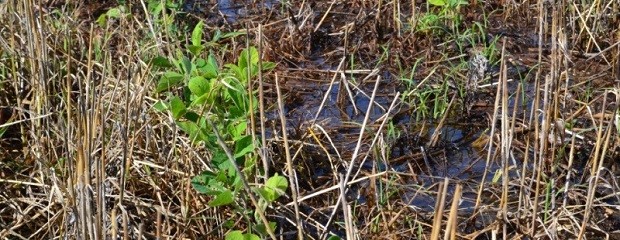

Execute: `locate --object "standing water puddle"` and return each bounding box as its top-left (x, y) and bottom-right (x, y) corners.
top-left (180, 0), bottom-right (617, 237)
top-left (185, 0), bottom-right (541, 209)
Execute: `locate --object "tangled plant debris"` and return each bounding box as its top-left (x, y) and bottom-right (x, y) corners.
top-left (0, 0), bottom-right (619, 239)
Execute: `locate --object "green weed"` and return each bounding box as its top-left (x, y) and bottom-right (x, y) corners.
top-left (153, 21), bottom-right (282, 239)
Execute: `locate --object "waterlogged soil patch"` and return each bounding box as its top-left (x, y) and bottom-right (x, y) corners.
top-left (1, 0), bottom-right (619, 239)
top-left (178, 0), bottom-right (620, 238)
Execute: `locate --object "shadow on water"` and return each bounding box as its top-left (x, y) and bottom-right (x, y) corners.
top-left (184, 0), bottom-right (278, 23)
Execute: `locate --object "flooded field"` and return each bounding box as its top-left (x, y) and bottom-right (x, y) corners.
top-left (1, 0), bottom-right (619, 239)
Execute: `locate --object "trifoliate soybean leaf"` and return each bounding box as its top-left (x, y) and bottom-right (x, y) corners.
top-left (208, 190), bottom-right (233, 207)
top-left (188, 76), bottom-right (210, 96)
top-left (191, 20), bottom-right (204, 47)
top-left (169, 96), bottom-right (186, 120)
top-left (215, 168), bottom-right (230, 183)
top-left (156, 71), bottom-right (183, 92)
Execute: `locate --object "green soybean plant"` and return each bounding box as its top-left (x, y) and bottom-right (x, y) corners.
top-left (152, 21), bottom-right (284, 239)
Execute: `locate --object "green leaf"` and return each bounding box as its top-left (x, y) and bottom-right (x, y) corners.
top-left (225, 231), bottom-right (259, 240)
top-left (327, 236), bottom-right (342, 240)
top-left (258, 174), bottom-right (288, 202)
top-left (256, 188), bottom-right (272, 203)
top-left (245, 234), bottom-right (260, 240)
top-left (262, 61), bottom-right (276, 71)
top-left (184, 111), bottom-right (200, 123)
top-left (180, 56), bottom-right (193, 75)
top-left (265, 175), bottom-right (288, 196)
top-left (192, 170), bottom-right (232, 195)
top-left (233, 135), bottom-right (254, 159)
top-left (211, 29), bottom-right (222, 42)
top-left (192, 92), bottom-right (211, 106)
top-left (177, 121), bottom-right (208, 143)
top-left (188, 76), bottom-right (210, 96)
top-left (96, 7), bottom-right (123, 27)
top-left (225, 84), bottom-right (246, 112)
top-left (191, 171), bottom-right (217, 194)
top-left (225, 64), bottom-right (243, 83)
top-left (152, 100), bottom-right (167, 111)
top-left (191, 21), bottom-right (204, 47)
top-left (211, 150), bottom-right (229, 165)
top-left (225, 231), bottom-right (244, 240)
top-left (195, 55), bottom-right (218, 79)
top-left (151, 56), bottom-right (173, 68)
top-left (254, 222), bottom-right (277, 237)
top-left (169, 96), bottom-right (186, 120)
top-left (156, 71), bottom-right (184, 92)
top-left (220, 30), bottom-right (246, 39)
top-left (96, 14), bottom-right (108, 27)
top-left (106, 7), bottom-right (122, 18)
top-left (208, 190), bottom-right (234, 207)
top-left (229, 121), bottom-right (247, 138)
top-left (238, 47), bottom-right (259, 70)
top-left (187, 45), bottom-right (205, 56)
top-left (210, 149), bottom-right (237, 178)
top-left (449, 0), bottom-right (468, 7)
top-left (428, 0), bottom-right (447, 6)
top-left (147, 0), bottom-right (163, 16)
top-left (205, 53), bottom-right (219, 78)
